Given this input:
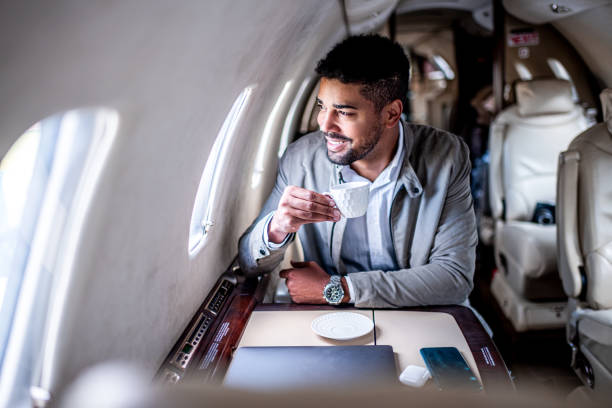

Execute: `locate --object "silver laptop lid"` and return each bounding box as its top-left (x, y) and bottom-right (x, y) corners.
top-left (223, 345), bottom-right (397, 390)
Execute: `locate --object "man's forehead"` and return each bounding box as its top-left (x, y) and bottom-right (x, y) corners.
top-left (317, 78), bottom-right (368, 108)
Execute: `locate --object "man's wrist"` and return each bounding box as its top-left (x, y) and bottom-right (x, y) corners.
top-left (341, 277), bottom-right (350, 303)
top-left (267, 216), bottom-right (289, 244)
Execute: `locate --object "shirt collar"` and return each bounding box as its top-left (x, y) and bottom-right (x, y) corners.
top-left (376, 121), bottom-right (404, 186)
top-left (397, 120), bottom-right (423, 197)
top-left (338, 122), bottom-right (405, 186)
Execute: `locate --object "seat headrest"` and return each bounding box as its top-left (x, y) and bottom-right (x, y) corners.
top-left (601, 88), bottom-right (612, 134)
top-left (515, 79), bottom-right (574, 117)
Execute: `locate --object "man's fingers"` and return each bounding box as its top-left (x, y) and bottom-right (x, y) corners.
top-left (292, 196), bottom-right (339, 216)
top-left (279, 269), bottom-right (290, 279)
top-left (290, 260), bottom-right (310, 268)
top-left (285, 197), bottom-right (340, 219)
top-left (288, 186), bottom-right (335, 207)
top-left (287, 208), bottom-right (337, 222)
top-left (273, 212), bottom-right (324, 234)
top-left (276, 187), bottom-right (340, 229)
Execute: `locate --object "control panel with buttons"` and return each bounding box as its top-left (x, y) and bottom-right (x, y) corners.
top-left (158, 274), bottom-right (238, 384)
top-left (170, 313), bottom-right (214, 370)
top-left (206, 279), bottom-right (234, 315)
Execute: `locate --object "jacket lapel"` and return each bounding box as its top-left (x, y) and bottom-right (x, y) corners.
top-left (391, 122), bottom-right (423, 269)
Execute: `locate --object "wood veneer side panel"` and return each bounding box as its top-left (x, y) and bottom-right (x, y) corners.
top-left (207, 294), bottom-right (257, 383)
top-left (425, 305), bottom-right (514, 392)
top-left (191, 278), bottom-right (259, 383)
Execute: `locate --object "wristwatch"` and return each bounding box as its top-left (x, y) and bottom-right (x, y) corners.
top-left (323, 275), bottom-right (344, 305)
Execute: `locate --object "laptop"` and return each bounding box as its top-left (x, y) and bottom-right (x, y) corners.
top-left (223, 345), bottom-right (397, 390)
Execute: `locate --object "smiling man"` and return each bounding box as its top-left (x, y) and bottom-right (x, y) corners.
top-left (238, 34), bottom-right (478, 308)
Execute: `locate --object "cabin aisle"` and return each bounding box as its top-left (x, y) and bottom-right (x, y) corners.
top-left (470, 242), bottom-right (583, 400)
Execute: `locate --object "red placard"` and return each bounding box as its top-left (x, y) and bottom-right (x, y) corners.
top-left (508, 31), bottom-right (539, 47)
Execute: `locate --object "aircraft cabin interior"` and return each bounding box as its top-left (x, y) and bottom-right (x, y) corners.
top-left (1, 1), bottom-right (612, 407)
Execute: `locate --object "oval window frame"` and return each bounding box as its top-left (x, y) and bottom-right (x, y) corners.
top-left (188, 86), bottom-right (254, 256)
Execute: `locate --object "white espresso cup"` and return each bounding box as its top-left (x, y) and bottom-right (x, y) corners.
top-left (326, 181), bottom-right (370, 218)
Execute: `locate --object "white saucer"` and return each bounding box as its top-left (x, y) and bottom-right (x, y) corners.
top-left (311, 312), bottom-right (374, 340)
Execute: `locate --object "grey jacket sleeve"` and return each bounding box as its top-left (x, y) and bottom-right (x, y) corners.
top-left (348, 142), bottom-right (478, 308)
top-left (237, 156), bottom-right (295, 276)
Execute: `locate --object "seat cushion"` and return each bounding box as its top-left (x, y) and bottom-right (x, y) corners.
top-left (498, 221), bottom-right (565, 300)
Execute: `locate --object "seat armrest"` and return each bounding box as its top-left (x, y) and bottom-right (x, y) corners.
top-left (488, 117), bottom-right (506, 220)
top-left (602, 88), bottom-right (612, 134)
top-left (557, 150), bottom-right (583, 298)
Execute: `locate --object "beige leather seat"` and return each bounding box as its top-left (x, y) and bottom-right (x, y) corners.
top-left (488, 79), bottom-right (588, 331)
top-left (557, 89), bottom-right (612, 400)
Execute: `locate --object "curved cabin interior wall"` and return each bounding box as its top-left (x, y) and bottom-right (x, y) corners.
top-left (503, 14), bottom-right (597, 109)
top-left (0, 0), bottom-right (347, 393)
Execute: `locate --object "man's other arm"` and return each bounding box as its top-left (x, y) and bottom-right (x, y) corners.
top-left (348, 141), bottom-right (477, 307)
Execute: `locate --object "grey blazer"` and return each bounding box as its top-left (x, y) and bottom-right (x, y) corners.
top-left (238, 120), bottom-right (478, 308)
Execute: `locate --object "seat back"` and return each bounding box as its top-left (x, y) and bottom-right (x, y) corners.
top-left (558, 89), bottom-right (612, 310)
top-left (487, 80), bottom-right (588, 329)
top-left (490, 79), bottom-right (588, 223)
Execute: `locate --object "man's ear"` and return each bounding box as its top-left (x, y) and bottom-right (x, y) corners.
top-left (382, 99), bottom-right (403, 128)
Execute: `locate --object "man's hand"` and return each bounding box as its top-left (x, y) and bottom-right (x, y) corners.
top-left (268, 186), bottom-right (340, 243)
top-left (279, 261), bottom-right (349, 304)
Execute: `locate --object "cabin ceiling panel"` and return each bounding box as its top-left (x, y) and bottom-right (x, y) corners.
top-left (502, 0), bottom-right (612, 24)
top-left (345, 0), bottom-right (399, 34)
top-left (551, 4), bottom-right (612, 87)
top-left (396, 0), bottom-right (491, 14)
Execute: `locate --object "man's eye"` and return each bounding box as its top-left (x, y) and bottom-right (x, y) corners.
top-left (338, 111), bottom-right (354, 117)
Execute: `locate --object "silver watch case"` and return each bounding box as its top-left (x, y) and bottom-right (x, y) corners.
top-left (323, 275), bottom-right (344, 305)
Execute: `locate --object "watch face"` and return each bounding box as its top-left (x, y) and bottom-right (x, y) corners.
top-left (324, 283), bottom-right (344, 304)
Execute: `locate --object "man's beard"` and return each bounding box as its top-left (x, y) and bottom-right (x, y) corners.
top-left (324, 123), bottom-right (383, 165)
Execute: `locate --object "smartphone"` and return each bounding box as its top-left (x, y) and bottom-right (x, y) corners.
top-left (419, 347), bottom-right (482, 392)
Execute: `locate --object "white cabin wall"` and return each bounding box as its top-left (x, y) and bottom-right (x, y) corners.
top-left (0, 0), bottom-right (345, 393)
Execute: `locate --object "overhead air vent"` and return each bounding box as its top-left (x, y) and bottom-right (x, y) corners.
top-left (550, 3), bottom-right (572, 14)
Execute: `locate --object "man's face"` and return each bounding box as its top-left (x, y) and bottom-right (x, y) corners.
top-left (316, 78), bottom-right (384, 165)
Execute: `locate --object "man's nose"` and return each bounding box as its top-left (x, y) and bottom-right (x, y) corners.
top-left (318, 109), bottom-right (338, 133)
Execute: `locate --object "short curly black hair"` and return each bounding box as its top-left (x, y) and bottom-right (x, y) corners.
top-left (315, 34), bottom-right (410, 112)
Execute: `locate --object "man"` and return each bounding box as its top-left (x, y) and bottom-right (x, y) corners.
top-left (238, 34), bottom-right (477, 308)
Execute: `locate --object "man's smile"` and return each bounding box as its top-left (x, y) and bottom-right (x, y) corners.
top-left (326, 138), bottom-right (348, 152)
top-left (324, 133), bottom-right (352, 153)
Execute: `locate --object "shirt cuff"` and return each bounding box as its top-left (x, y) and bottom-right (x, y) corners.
top-left (263, 211), bottom-right (294, 249)
top-left (344, 275), bottom-right (356, 304)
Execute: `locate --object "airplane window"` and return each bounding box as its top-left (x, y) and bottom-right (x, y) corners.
top-left (278, 77), bottom-right (318, 157)
top-left (514, 62), bottom-right (533, 80)
top-left (188, 87), bottom-right (254, 255)
top-left (251, 81), bottom-right (294, 189)
top-left (547, 58), bottom-right (579, 102)
top-left (299, 80), bottom-right (322, 136)
top-left (0, 123), bottom-right (41, 310)
top-left (426, 70), bottom-right (446, 81)
top-left (0, 108), bottom-right (118, 371)
top-left (431, 55), bottom-right (455, 80)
